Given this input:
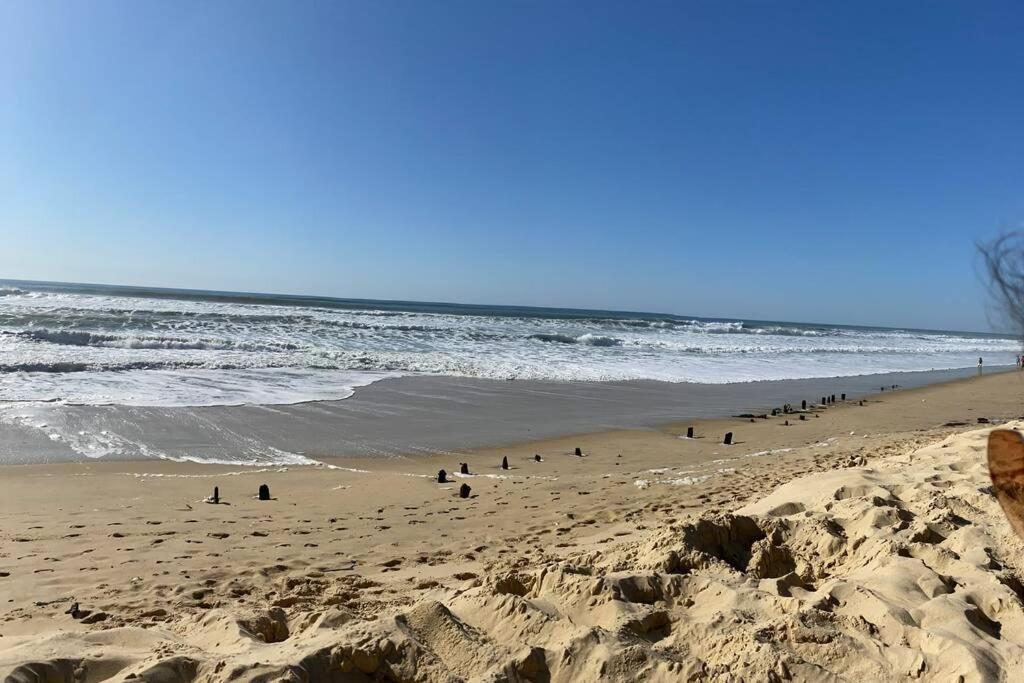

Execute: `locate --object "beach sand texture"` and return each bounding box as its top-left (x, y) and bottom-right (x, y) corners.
top-left (2, 371), bottom-right (1024, 681)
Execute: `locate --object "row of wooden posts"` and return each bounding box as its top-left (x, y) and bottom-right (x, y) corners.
top-left (205, 387), bottom-right (896, 503)
top-left (206, 483), bottom-right (272, 504)
top-left (688, 387), bottom-right (891, 445)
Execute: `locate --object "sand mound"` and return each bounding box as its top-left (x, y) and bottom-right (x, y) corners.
top-left (5, 423), bottom-right (1024, 681)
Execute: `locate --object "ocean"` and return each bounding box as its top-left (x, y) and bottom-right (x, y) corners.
top-left (0, 279), bottom-right (1018, 408)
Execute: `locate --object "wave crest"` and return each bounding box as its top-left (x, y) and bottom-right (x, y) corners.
top-left (11, 329), bottom-right (297, 352)
top-left (528, 333), bottom-right (623, 347)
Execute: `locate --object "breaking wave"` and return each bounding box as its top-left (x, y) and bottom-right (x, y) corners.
top-left (529, 333), bottom-right (623, 346)
top-left (10, 329), bottom-right (298, 352)
top-left (0, 279), bottom-right (1017, 406)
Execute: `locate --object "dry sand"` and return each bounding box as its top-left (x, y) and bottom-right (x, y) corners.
top-left (2, 371), bottom-right (1024, 681)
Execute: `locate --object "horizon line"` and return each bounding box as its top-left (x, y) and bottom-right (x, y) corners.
top-left (0, 275), bottom-right (1016, 339)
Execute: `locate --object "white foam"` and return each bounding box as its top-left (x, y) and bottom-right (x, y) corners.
top-left (452, 471), bottom-right (559, 481)
top-left (633, 467), bottom-right (735, 488)
top-left (0, 368), bottom-right (394, 407)
top-left (0, 284), bottom-right (1018, 409)
top-left (742, 447), bottom-right (794, 458)
top-left (124, 468), bottom-right (287, 478)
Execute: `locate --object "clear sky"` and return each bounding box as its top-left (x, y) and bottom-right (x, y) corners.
top-left (1, 1), bottom-right (1022, 331)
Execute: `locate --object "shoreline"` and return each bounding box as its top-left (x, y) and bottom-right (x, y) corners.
top-left (0, 365), bottom-right (1015, 466)
top-left (5, 367), bottom-right (1020, 480)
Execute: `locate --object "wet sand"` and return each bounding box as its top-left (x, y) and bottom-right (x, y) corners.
top-left (0, 366), bottom-right (1008, 464)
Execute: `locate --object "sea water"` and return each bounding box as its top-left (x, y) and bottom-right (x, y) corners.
top-left (0, 279), bottom-right (1017, 407)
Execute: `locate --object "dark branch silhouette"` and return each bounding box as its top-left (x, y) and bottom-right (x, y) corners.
top-left (978, 232), bottom-right (1024, 338)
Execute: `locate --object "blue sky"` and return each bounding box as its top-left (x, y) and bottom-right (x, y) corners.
top-left (1, 1), bottom-right (1021, 331)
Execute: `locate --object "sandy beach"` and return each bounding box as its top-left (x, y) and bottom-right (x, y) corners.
top-left (2, 370), bottom-right (1024, 680)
